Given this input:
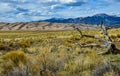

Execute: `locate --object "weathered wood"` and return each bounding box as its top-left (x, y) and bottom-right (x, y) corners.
top-left (80, 43), bottom-right (107, 48)
top-left (72, 22), bottom-right (120, 55)
top-left (99, 22), bottom-right (120, 54)
top-left (73, 26), bottom-right (105, 42)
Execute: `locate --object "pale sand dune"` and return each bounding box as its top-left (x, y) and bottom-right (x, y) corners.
top-left (0, 22), bottom-right (97, 31)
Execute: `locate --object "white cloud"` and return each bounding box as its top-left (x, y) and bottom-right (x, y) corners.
top-left (43, 0), bottom-right (88, 4)
top-left (50, 4), bottom-right (63, 9)
top-left (105, 0), bottom-right (120, 2)
top-left (0, 0), bottom-right (119, 22)
top-left (69, 6), bottom-right (73, 9)
top-left (0, 3), bottom-right (14, 12)
top-left (59, 0), bottom-right (76, 4)
top-left (44, 0), bottom-right (76, 3)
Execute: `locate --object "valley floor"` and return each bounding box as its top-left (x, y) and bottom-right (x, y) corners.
top-left (0, 29), bottom-right (120, 76)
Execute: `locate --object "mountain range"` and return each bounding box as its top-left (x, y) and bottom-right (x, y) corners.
top-left (0, 13), bottom-right (120, 31)
top-left (38, 13), bottom-right (120, 28)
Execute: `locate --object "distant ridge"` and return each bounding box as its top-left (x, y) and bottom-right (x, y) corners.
top-left (0, 13), bottom-right (120, 31)
top-left (38, 13), bottom-right (120, 28)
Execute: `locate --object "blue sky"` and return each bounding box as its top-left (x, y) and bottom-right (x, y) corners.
top-left (0, 0), bottom-right (120, 22)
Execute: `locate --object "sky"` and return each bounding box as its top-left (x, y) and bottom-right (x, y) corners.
top-left (0, 0), bottom-right (120, 22)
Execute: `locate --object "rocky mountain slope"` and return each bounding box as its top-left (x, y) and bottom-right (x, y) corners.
top-left (39, 13), bottom-right (120, 28)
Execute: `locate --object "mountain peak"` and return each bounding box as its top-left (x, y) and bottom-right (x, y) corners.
top-left (37, 13), bottom-right (120, 27)
top-left (94, 13), bottom-right (109, 17)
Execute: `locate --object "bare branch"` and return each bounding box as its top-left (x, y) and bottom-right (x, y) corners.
top-left (98, 51), bottom-right (110, 55)
top-left (72, 25), bottom-right (105, 42)
top-left (100, 23), bottom-right (112, 42)
top-left (72, 22), bottom-right (120, 55)
top-left (71, 25), bottom-right (83, 40)
top-left (76, 28), bottom-right (83, 36)
top-left (83, 35), bottom-right (105, 42)
top-left (80, 43), bottom-right (107, 48)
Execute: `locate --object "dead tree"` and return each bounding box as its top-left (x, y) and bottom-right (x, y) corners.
top-left (72, 22), bottom-right (120, 55)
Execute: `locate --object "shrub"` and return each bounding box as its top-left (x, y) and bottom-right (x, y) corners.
top-left (0, 51), bottom-right (29, 76)
top-left (117, 34), bottom-right (120, 38)
top-left (0, 43), bottom-right (6, 50)
top-left (2, 51), bottom-right (27, 67)
top-left (110, 34), bottom-right (117, 38)
top-left (19, 40), bottom-right (31, 48)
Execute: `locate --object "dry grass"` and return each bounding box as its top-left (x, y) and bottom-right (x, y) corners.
top-left (0, 29), bottom-right (120, 76)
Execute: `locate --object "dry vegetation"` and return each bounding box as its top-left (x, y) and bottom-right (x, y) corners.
top-left (0, 28), bottom-right (120, 76)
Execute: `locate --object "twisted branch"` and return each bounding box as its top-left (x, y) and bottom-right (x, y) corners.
top-left (72, 22), bottom-right (120, 55)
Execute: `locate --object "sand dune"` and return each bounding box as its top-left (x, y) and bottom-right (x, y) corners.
top-left (0, 22), bottom-right (97, 31)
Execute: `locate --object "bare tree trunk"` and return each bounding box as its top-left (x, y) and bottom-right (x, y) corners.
top-left (72, 22), bottom-right (120, 55)
top-left (98, 22), bottom-right (120, 55)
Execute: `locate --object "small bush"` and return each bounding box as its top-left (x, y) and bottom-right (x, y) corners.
top-left (0, 43), bottom-right (6, 50)
top-left (0, 51), bottom-right (29, 76)
top-left (2, 51), bottom-right (27, 69)
top-left (19, 40), bottom-right (31, 48)
top-left (110, 34), bottom-right (117, 38)
top-left (117, 34), bottom-right (120, 38)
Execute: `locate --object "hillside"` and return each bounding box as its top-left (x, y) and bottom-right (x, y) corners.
top-left (0, 22), bottom-right (98, 31)
top-left (39, 13), bottom-right (120, 27)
